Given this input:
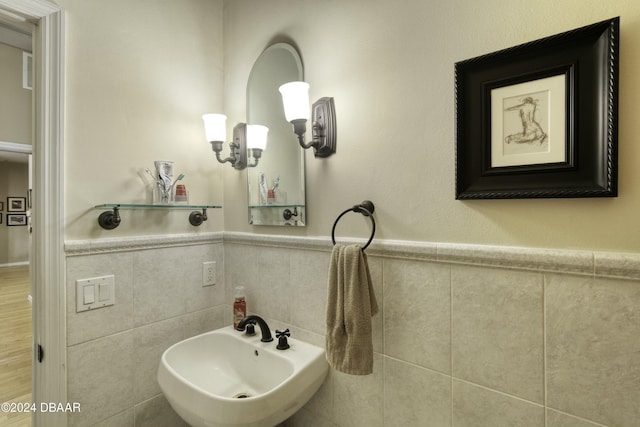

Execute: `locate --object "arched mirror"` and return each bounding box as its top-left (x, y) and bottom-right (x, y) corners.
top-left (247, 43), bottom-right (306, 226)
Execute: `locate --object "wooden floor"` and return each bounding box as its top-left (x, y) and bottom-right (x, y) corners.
top-left (0, 265), bottom-right (32, 427)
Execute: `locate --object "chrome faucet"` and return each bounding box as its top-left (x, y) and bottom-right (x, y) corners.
top-left (236, 315), bottom-right (273, 342)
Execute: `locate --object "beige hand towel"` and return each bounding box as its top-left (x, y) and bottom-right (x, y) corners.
top-left (325, 244), bottom-right (379, 375)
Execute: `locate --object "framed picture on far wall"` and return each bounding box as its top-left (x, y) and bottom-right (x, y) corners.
top-left (0, 213), bottom-right (2, 224)
top-left (0, 201), bottom-right (3, 210)
top-left (7, 197), bottom-right (26, 212)
top-left (7, 214), bottom-right (27, 226)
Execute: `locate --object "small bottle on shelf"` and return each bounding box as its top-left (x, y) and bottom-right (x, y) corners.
top-left (233, 286), bottom-right (246, 329)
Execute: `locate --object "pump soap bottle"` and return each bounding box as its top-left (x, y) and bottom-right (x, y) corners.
top-left (233, 286), bottom-right (247, 329)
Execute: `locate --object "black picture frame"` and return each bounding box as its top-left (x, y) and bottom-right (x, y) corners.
top-left (7, 196), bottom-right (27, 212)
top-left (7, 214), bottom-right (27, 226)
top-left (455, 17), bottom-right (619, 199)
top-left (0, 213), bottom-right (2, 225)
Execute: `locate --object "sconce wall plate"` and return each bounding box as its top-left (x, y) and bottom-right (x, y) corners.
top-left (231, 123), bottom-right (248, 170)
top-left (311, 97), bottom-right (336, 158)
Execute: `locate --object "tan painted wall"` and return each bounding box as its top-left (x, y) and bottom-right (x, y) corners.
top-left (222, 0), bottom-right (640, 253)
top-left (0, 41), bottom-right (31, 265)
top-left (60, 0), bottom-right (225, 239)
top-left (0, 42), bottom-right (31, 145)
top-left (0, 161), bottom-right (29, 264)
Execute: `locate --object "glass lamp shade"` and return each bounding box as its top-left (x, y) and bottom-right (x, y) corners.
top-left (247, 125), bottom-right (269, 150)
top-left (278, 81), bottom-right (310, 122)
top-left (202, 113), bottom-right (227, 142)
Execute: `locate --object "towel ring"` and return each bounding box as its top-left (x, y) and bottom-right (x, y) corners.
top-left (331, 200), bottom-right (376, 250)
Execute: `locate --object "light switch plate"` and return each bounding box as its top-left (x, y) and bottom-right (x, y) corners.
top-left (76, 275), bottom-right (115, 312)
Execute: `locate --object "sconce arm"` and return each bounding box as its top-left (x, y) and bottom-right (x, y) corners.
top-left (291, 119), bottom-right (318, 150)
top-left (205, 123), bottom-right (249, 170)
top-left (288, 98), bottom-right (336, 158)
top-left (247, 148), bottom-right (263, 168)
top-left (210, 140), bottom-right (238, 167)
top-left (214, 150), bottom-right (236, 166)
top-left (297, 135), bottom-right (318, 150)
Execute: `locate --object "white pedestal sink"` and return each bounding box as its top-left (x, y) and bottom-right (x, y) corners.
top-left (157, 325), bottom-right (328, 427)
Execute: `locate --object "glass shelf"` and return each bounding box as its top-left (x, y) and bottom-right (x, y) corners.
top-left (248, 204), bottom-right (305, 226)
top-left (248, 204), bottom-right (304, 209)
top-left (94, 204), bottom-right (222, 230)
top-left (95, 203), bottom-right (222, 210)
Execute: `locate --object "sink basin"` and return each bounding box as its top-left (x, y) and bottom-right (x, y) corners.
top-left (157, 325), bottom-right (329, 427)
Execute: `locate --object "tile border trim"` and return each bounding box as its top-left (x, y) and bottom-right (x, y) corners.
top-left (64, 231), bottom-right (640, 280)
top-left (64, 232), bottom-right (224, 256)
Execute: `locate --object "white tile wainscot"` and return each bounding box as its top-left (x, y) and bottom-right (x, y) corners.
top-left (64, 232), bottom-right (640, 427)
top-left (223, 232), bottom-right (640, 427)
top-left (65, 233), bottom-right (226, 427)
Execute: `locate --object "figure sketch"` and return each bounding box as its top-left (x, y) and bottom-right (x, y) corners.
top-left (504, 96), bottom-right (547, 145)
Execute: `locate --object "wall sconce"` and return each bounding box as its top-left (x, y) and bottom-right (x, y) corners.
top-left (278, 81), bottom-right (336, 158)
top-left (202, 114), bottom-right (268, 170)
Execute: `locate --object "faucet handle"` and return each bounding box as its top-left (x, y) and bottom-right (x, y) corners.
top-left (276, 329), bottom-right (290, 338)
top-left (276, 329), bottom-right (290, 350)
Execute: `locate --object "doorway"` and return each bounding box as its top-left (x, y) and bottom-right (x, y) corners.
top-left (0, 1), bottom-right (65, 426)
top-left (0, 18), bottom-right (34, 427)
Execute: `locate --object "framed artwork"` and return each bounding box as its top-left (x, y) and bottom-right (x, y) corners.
top-left (455, 17), bottom-right (619, 199)
top-left (7, 197), bottom-right (26, 212)
top-left (7, 214), bottom-right (27, 226)
top-left (0, 213), bottom-right (2, 225)
top-left (0, 201), bottom-right (3, 210)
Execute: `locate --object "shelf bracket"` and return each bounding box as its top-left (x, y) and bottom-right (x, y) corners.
top-left (98, 206), bottom-right (121, 230)
top-left (96, 205), bottom-right (217, 229)
top-left (189, 208), bottom-right (208, 226)
top-left (283, 206), bottom-right (298, 220)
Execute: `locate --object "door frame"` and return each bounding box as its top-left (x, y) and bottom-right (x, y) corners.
top-left (0, 1), bottom-right (65, 425)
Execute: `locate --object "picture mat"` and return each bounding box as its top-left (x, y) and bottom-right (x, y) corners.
top-left (490, 74), bottom-right (566, 168)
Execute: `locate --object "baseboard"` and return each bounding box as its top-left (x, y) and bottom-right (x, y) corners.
top-left (0, 261), bottom-right (29, 267)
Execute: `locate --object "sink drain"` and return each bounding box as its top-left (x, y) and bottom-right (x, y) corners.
top-left (233, 392), bottom-right (251, 399)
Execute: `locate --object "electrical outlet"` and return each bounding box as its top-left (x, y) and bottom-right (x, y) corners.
top-left (203, 261), bottom-right (216, 287)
